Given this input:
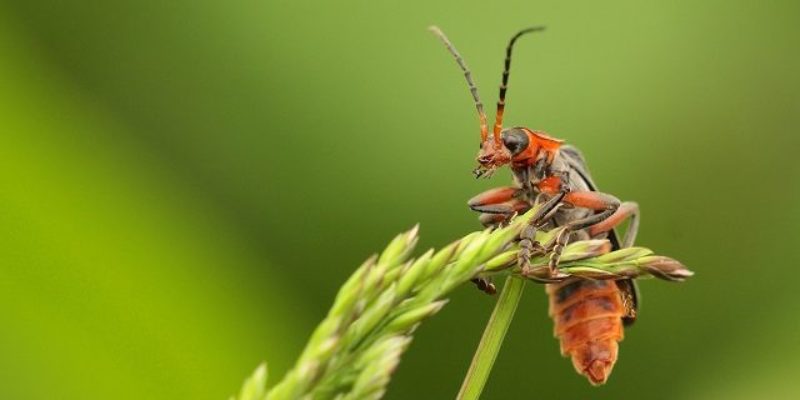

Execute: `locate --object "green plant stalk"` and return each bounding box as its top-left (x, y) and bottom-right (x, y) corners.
top-left (457, 275), bottom-right (526, 400)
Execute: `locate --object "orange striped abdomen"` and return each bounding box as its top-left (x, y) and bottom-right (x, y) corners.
top-left (546, 279), bottom-right (626, 385)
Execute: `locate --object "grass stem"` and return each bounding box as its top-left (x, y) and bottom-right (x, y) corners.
top-left (457, 275), bottom-right (526, 400)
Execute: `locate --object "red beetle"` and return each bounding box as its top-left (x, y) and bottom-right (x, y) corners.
top-left (431, 26), bottom-right (641, 385)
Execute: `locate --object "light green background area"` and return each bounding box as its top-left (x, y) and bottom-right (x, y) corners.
top-left (1, 1), bottom-right (798, 399)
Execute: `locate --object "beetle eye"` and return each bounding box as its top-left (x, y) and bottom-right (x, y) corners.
top-left (501, 129), bottom-right (529, 156)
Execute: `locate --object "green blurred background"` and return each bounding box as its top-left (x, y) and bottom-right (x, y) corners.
top-left (1, 0), bottom-right (798, 399)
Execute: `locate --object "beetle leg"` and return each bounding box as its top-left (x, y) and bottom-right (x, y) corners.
top-left (468, 186), bottom-right (522, 211)
top-left (469, 186), bottom-right (530, 227)
top-left (518, 223), bottom-right (547, 276)
top-left (467, 186), bottom-right (528, 293)
top-left (470, 277), bottom-right (497, 295)
top-left (518, 191), bottom-right (567, 276)
top-left (585, 201), bottom-right (641, 323)
top-left (478, 212), bottom-right (525, 227)
top-left (546, 191), bottom-right (622, 273)
top-left (589, 201), bottom-right (640, 248)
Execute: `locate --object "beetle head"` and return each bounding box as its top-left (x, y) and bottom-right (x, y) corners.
top-left (473, 127), bottom-right (564, 178)
top-left (474, 127), bottom-right (532, 178)
top-left (429, 26), bottom-right (545, 179)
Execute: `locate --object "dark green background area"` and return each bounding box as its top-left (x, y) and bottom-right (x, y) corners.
top-left (1, 1), bottom-right (798, 399)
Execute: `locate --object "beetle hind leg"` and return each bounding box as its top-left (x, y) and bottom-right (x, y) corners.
top-left (589, 201), bottom-right (640, 248)
top-left (545, 191), bottom-right (625, 273)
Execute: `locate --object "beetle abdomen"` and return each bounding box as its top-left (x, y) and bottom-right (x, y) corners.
top-left (546, 279), bottom-right (626, 385)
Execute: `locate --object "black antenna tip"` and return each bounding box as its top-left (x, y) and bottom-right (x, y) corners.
top-left (520, 26), bottom-right (547, 33)
top-left (511, 26), bottom-right (546, 41)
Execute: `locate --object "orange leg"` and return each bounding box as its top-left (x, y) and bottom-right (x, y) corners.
top-left (547, 191), bottom-right (623, 273)
top-left (468, 186), bottom-right (530, 227)
top-left (467, 186), bottom-right (531, 293)
top-left (468, 186), bottom-right (521, 210)
top-left (589, 202), bottom-right (640, 248)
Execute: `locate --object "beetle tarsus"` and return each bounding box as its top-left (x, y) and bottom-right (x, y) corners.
top-left (470, 277), bottom-right (497, 295)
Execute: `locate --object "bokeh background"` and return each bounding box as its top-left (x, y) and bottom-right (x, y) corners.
top-left (1, 0), bottom-right (799, 399)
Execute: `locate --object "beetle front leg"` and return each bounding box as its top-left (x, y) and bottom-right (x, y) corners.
top-left (467, 186), bottom-right (529, 293)
top-left (468, 186), bottom-right (529, 227)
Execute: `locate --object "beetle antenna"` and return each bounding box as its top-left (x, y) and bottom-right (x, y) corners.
top-left (429, 26), bottom-right (489, 143)
top-left (493, 26), bottom-right (546, 145)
